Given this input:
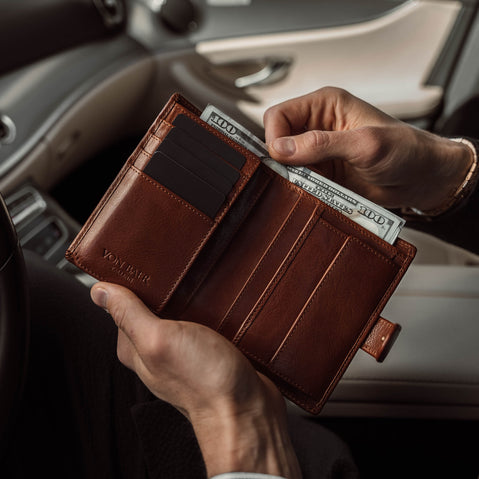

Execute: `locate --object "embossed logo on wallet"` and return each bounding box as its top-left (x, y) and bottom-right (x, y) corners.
top-left (102, 248), bottom-right (150, 285)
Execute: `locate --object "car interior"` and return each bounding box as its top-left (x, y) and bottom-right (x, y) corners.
top-left (0, 1), bottom-right (478, 478)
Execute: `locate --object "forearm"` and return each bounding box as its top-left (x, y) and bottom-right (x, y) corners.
top-left (189, 387), bottom-right (301, 479)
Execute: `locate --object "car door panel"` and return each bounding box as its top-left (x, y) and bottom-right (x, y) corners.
top-left (192, 1), bottom-right (461, 125)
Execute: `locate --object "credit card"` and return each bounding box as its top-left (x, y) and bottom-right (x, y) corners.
top-left (167, 126), bottom-right (240, 187)
top-left (144, 150), bottom-right (225, 218)
top-left (158, 136), bottom-right (233, 195)
top-left (172, 114), bottom-right (246, 170)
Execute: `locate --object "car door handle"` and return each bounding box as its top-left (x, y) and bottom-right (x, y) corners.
top-left (234, 57), bottom-right (292, 88)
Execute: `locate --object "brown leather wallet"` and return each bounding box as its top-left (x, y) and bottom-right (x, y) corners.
top-left (66, 93), bottom-right (416, 414)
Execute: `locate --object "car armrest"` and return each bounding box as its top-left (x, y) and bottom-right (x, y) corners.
top-left (322, 262), bottom-right (479, 419)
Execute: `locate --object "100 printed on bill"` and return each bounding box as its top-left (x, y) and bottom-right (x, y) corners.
top-left (201, 104), bottom-right (405, 245)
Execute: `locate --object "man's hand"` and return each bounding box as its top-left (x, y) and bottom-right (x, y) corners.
top-left (90, 282), bottom-right (301, 479)
top-left (264, 87), bottom-right (473, 212)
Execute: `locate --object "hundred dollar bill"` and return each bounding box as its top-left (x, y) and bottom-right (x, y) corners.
top-left (200, 104), bottom-right (404, 244)
top-left (201, 105), bottom-right (291, 180)
top-left (285, 166), bottom-right (404, 244)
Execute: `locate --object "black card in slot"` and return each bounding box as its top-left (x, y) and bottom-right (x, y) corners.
top-left (144, 150), bottom-right (225, 218)
top-left (173, 114), bottom-right (246, 170)
top-left (167, 127), bottom-right (240, 187)
top-left (158, 136), bottom-right (233, 195)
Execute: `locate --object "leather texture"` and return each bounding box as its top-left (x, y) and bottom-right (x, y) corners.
top-left (360, 317), bottom-right (400, 362)
top-left (66, 93), bottom-right (416, 414)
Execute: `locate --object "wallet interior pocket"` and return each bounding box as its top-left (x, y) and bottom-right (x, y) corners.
top-left (216, 196), bottom-right (321, 340)
top-left (234, 218), bottom-right (350, 361)
top-left (66, 93), bottom-right (417, 416)
top-left (67, 166), bottom-right (216, 312)
top-left (175, 169), bottom-right (308, 332)
top-left (162, 165), bottom-right (272, 319)
top-left (266, 235), bottom-right (400, 403)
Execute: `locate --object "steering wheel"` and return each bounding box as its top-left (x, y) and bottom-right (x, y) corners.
top-left (0, 194), bottom-right (29, 459)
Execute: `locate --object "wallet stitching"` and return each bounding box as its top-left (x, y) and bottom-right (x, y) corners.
top-left (233, 204), bottom-right (321, 345)
top-left (68, 250), bottom-right (106, 282)
top-left (266, 239), bottom-right (353, 395)
top-left (323, 237), bottom-right (410, 401)
top-left (129, 166), bottom-right (213, 224)
top-left (158, 174), bottom-right (268, 315)
top-left (238, 345), bottom-right (315, 400)
top-left (67, 102), bottom-right (174, 253)
top-left (231, 199), bottom-right (310, 341)
top-left (159, 231), bottom-right (213, 314)
top-left (166, 106), bottom-right (259, 175)
top-left (360, 319), bottom-right (396, 358)
top-left (267, 235), bottom-right (397, 397)
top-left (235, 220), bottom-right (401, 405)
top-left (271, 173), bottom-right (400, 257)
top-left (128, 167), bottom-right (215, 311)
top-left (217, 196), bottom-right (304, 336)
top-left (170, 169), bottom-right (274, 315)
top-left (151, 105), bottom-right (263, 225)
top-left (66, 94), bottom-right (416, 416)
top-left (235, 345), bottom-right (319, 411)
top-left (67, 163), bottom-right (133, 253)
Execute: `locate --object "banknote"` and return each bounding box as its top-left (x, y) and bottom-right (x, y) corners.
top-left (200, 105), bottom-right (404, 244)
top-left (285, 166), bottom-right (403, 244)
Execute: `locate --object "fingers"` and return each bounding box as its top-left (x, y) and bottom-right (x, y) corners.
top-left (263, 87), bottom-right (396, 167)
top-left (264, 86), bottom-right (392, 141)
top-left (91, 282), bottom-right (156, 333)
top-left (90, 282), bottom-right (164, 363)
top-left (268, 128), bottom-right (368, 166)
top-left (264, 87), bottom-right (336, 143)
top-left (263, 87), bottom-right (351, 165)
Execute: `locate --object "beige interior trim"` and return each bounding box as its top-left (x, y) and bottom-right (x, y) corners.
top-left (196, 0), bottom-right (461, 124)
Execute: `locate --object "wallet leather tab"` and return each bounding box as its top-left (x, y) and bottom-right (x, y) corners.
top-left (66, 93), bottom-right (416, 414)
top-left (360, 317), bottom-right (401, 362)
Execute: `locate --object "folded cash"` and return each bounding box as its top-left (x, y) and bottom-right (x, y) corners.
top-left (200, 105), bottom-right (404, 244)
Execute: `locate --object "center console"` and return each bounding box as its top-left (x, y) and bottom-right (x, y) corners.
top-left (5, 183), bottom-right (96, 287)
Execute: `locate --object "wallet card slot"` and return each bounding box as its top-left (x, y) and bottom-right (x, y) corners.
top-left (166, 124), bottom-right (241, 186)
top-left (217, 197), bottom-right (319, 340)
top-left (236, 219), bottom-right (348, 363)
top-left (175, 168), bottom-right (302, 332)
top-left (70, 166), bottom-right (214, 313)
top-left (144, 149), bottom-right (226, 219)
top-left (156, 135), bottom-right (234, 195)
top-left (162, 166), bottom-right (272, 319)
top-left (268, 235), bottom-right (400, 401)
top-left (172, 113), bottom-right (246, 169)
top-left (66, 93), bottom-right (417, 416)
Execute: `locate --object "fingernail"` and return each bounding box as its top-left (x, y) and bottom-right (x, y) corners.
top-left (273, 137), bottom-right (296, 156)
top-left (91, 286), bottom-right (108, 310)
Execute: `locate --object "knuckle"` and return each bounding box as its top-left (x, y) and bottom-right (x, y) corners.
top-left (140, 322), bottom-right (172, 365)
top-left (263, 104), bottom-right (280, 124)
top-left (143, 332), bottom-right (165, 359)
top-left (304, 129), bottom-right (329, 151)
top-left (316, 85), bottom-right (337, 96)
top-left (364, 126), bottom-right (382, 152)
top-left (357, 126), bottom-right (386, 162)
top-left (263, 105), bottom-right (274, 121)
top-left (316, 86), bottom-right (349, 101)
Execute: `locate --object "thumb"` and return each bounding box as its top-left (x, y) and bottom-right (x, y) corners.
top-left (269, 129), bottom-right (364, 166)
top-left (90, 282), bottom-right (159, 347)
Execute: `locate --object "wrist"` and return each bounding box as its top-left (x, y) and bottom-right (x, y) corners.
top-left (405, 136), bottom-right (477, 216)
top-left (189, 381), bottom-right (301, 479)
